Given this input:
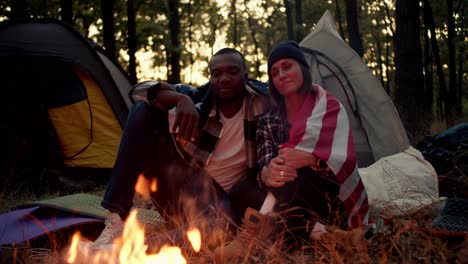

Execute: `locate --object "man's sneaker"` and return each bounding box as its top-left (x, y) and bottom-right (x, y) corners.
top-left (93, 210), bottom-right (124, 245)
top-left (213, 207), bottom-right (277, 259)
top-left (76, 210), bottom-right (124, 255)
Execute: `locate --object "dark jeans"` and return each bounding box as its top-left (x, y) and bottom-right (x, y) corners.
top-left (101, 102), bottom-right (262, 227)
top-left (233, 167), bottom-right (345, 243)
top-left (274, 167), bottom-right (342, 218)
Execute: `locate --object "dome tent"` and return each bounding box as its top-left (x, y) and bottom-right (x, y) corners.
top-left (0, 18), bottom-right (133, 191)
top-left (299, 11), bottom-right (410, 167)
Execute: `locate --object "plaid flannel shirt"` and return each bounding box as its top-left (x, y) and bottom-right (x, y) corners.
top-left (178, 85), bottom-right (270, 180)
top-left (130, 80), bottom-right (270, 180)
top-left (256, 110), bottom-right (290, 171)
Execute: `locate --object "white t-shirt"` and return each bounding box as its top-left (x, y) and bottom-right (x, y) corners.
top-left (205, 101), bottom-right (246, 192)
top-left (168, 101), bottom-right (246, 192)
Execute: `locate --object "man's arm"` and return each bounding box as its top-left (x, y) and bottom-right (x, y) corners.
top-left (130, 81), bottom-right (199, 142)
top-left (154, 88), bottom-right (199, 142)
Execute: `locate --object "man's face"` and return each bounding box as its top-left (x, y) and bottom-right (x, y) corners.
top-left (209, 52), bottom-right (247, 103)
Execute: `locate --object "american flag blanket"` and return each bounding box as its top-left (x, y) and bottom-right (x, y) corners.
top-left (281, 85), bottom-right (369, 228)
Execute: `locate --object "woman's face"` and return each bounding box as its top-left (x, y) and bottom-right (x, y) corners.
top-left (270, 58), bottom-right (304, 98)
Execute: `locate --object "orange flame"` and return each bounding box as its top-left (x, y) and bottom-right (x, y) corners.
top-left (134, 174), bottom-right (151, 200)
top-left (187, 227), bottom-right (201, 253)
top-left (66, 210), bottom-right (191, 264)
top-left (66, 232), bottom-right (81, 263)
top-left (151, 178), bottom-right (157, 193)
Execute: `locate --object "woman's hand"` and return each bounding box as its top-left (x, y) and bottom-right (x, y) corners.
top-left (261, 156), bottom-right (297, 188)
top-left (278, 147), bottom-right (318, 169)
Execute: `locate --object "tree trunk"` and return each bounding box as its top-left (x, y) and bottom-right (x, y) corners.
top-left (244, 0), bottom-right (260, 77)
top-left (384, 32), bottom-right (391, 94)
top-left (10, 0), bottom-right (28, 19)
top-left (334, 0), bottom-right (346, 38)
top-left (127, 0), bottom-right (137, 84)
top-left (456, 3), bottom-right (464, 115)
top-left (423, 0), bottom-right (448, 121)
top-left (231, 0), bottom-right (238, 46)
top-left (344, 0), bottom-right (364, 57)
top-left (167, 0), bottom-right (181, 83)
top-left (423, 13), bottom-right (433, 123)
top-left (283, 0), bottom-right (294, 40)
top-left (295, 0), bottom-right (303, 41)
top-left (373, 17), bottom-right (384, 86)
top-left (394, 0), bottom-right (428, 143)
top-left (447, 0), bottom-right (458, 122)
top-left (101, 0), bottom-right (116, 60)
top-left (187, 0), bottom-right (195, 84)
top-left (372, 32), bottom-right (384, 86)
top-left (60, 0), bottom-right (73, 25)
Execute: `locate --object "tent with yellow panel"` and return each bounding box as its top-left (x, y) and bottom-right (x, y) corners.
top-left (0, 18), bottom-right (133, 193)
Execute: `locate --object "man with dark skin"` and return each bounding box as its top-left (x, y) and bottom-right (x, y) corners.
top-left (84, 48), bottom-right (270, 250)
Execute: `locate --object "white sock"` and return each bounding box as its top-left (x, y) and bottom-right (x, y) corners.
top-left (310, 222), bottom-right (328, 240)
top-left (259, 192), bottom-right (277, 214)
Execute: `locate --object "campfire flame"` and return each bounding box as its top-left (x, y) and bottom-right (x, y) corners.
top-left (134, 174), bottom-right (157, 200)
top-left (186, 227), bottom-right (201, 252)
top-left (66, 174), bottom-right (201, 263)
top-left (66, 210), bottom-right (200, 263)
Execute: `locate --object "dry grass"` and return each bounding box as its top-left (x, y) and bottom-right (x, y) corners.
top-left (1, 173), bottom-right (467, 263)
top-left (1, 189), bottom-right (467, 263)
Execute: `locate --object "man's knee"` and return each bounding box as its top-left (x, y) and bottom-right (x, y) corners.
top-left (128, 102), bottom-right (168, 130)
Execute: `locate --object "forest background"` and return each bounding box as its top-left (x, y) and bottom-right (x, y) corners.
top-left (2, 0), bottom-right (467, 144)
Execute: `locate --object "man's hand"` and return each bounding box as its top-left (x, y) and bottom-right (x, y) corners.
top-left (261, 157), bottom-right (297, 188)
top-left (152, 86), bottom-right (199, 142)
top-left (278, 147), bottom-right (318, 169)
top-left (173, 95), bottom-right (199, 142)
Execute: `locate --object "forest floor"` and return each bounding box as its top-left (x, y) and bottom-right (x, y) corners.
top-left (1, 169), bottom-right (467, 264)
top-left (2, 123), bottom-right (467, 263)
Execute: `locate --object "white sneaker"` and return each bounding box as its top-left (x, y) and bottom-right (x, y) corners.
top-left (92, 210), bottom-right (125, 245)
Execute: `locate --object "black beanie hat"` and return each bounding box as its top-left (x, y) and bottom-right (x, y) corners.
top-left (267, 40), bottom-right (308, 74)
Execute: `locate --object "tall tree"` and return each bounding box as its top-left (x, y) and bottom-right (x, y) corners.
top-left (230, 0), bottom-right (238, 46)
top-left (10, 0), bottom-right (28, 19)
top-left (344, 0), bottom-right (364, 57)
top-left (422, 1), bottom-right (434, 125)
top-left (101, 0), bottom-right (116, 60)
top-left (127, 0), bottom-right (137, 83)
top-left (60, 0), bottom-right (73, 25)
top-left (423, 0), bottom-right (448, 120)
top-left (295, 0), bottom-right (303, 41)
top-left (456, 3), bottom-right (464, 115)
top-left (334, 0), bottom-right (346, 38)
top-left (394, 0), bottom-right (428, 143)
top-left (446, 0), bottom-right (458, 121)
top-left (167, 0), bottom-right (181, 83)
top-left (283, 0), bottom-right (294, 40)
top-left (244, 0), bottom-right (261, 77)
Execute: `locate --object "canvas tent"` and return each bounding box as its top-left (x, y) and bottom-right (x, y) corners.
top-left (0, 18), bottom-right (133, 186)
top-left (299, 11), bottom-right (410, 167)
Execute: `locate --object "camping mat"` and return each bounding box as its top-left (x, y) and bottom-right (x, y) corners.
top-left (0, 206), bottom-right (103, 245)
top-left (14, 193), bottom-right (164, 229)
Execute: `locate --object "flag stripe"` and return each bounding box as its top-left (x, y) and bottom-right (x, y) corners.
top-left (311, 92), bottom-right (340, 162)
top-left (327, 101), bottom-right (351, 175)
top-left (282, 85), bottom-right (369, 228)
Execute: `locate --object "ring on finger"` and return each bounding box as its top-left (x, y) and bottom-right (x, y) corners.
top-left (280, 170), bottom-right (285, 176)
